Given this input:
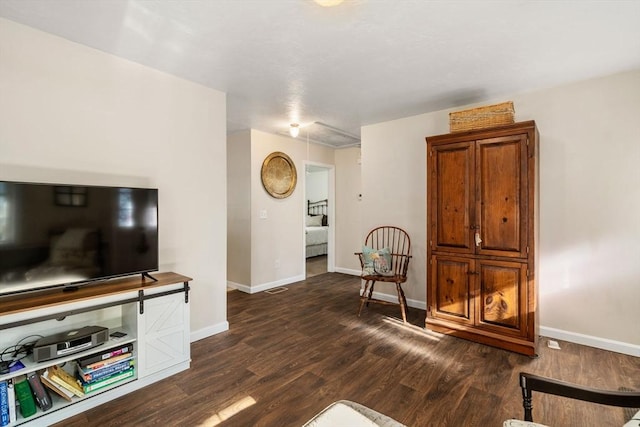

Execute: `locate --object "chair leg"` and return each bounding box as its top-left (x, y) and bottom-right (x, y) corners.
top-left (396, 282), bottom-right (408, 324)
top-left (358, 280), bottom-right (377, 317)
top-left (366, 281), bottom-right (376, 307)
top-left (358, 280), bottom-right (371, 317)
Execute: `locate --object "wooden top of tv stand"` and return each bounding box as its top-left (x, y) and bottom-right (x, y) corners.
top-left (0, 272), bottom-right (192, 317)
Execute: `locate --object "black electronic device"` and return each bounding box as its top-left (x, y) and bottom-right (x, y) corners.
top-left (33, 326), bottom-right (109, 362)
top-left (0, 181), bottom-right (158, 296)
top-left (109, 331), bottom-right (127, 340)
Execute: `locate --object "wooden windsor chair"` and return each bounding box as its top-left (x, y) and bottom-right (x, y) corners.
top-left (355, 226), bottom-right (412, 323)
top-left (517, 372), bottom-right (640, 425)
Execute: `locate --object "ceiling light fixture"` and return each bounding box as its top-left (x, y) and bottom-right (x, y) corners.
top-left (314, 0), bottom-right (344, 6)
top-left (289, 123), bottom-right (300, 138)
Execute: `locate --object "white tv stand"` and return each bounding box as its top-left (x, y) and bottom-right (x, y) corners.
top-left (0, 272), bottom-right (192, 426)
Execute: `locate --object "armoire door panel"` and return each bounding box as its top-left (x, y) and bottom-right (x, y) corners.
top-left (431, 142), bottom-right (474, 253)
top-left (430, 256), bottom-right (474, 325)
top-left (476, 135), bottom-right (528, 258)
top-left (477, 260), bottom-right (527, 336)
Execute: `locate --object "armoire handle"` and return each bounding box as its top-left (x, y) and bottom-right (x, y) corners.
top-left (475, 232), bottom-right (482, 247)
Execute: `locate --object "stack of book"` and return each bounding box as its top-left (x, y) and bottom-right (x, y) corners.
top-left (75, 343), bottom-right (135, 394)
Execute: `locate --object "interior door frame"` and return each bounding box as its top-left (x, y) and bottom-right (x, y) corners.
top-left (303, 161), bottom-right (336, 277)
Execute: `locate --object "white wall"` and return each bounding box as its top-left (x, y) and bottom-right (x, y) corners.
top-left (0, 18), bottom-right (228, 340)
top-left (306, 169), bottom-right (328, 203)
top-left (361, 120), bottom-right (429, 309)
top-left (513, 71), bottom-right (640, 354)
top-left (228, 135), bottom-right (361, 288)
top-left (361, 70), bottom-right (640, 354)
top-left (227, 130), bottom-right (334, 292)
top-left (334, 147), bottom-right (363, 274)
top-left (227, 131), bottom-right (252, 286)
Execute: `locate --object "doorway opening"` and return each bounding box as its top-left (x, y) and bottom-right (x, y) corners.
top-left (305, 164), bottom-right (332, 278)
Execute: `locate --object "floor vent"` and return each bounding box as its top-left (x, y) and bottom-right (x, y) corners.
top-left (265, 287), bottom-right (288, 294)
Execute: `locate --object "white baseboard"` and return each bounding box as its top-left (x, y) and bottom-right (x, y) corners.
top-left (227, 275), bottom-right (306, 294)
top-left (360, 288), bottom-right (426, 310)
top-left (190, 320), bottom-right (229, 342)
top-left (334, 267), bottom-right (361, 276)
top-left (357, 291), bottom-right (639, 356)
top-left (334, 270), bottom-right (424, 310)
top-left (227, 280), bottom-right (250, 293)
top-left (540, 326), bottom-right (640, 357)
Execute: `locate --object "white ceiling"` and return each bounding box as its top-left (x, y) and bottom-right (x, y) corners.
top-left (1, 0), bottom-right (640, 146)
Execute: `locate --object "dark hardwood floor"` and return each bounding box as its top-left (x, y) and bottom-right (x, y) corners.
top-left (306, 255), bottom-right (327, 278)
top-left (57, 273), bottom-right (639, 427)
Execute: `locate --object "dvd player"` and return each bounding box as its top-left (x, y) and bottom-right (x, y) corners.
top-left (33, 325), bottom-right (109, 362)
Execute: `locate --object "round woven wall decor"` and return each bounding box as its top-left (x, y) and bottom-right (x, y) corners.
top-left (261, 151), bottom-right (297, 199)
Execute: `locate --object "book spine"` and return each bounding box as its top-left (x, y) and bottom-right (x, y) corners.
top-left (80, 360), bottom-right (135, 382)
top-left (83, 353), bottom-right (132, 371)
top-left (13, 376), bottom-right (37, 419)
top-left (27, 371), bottom-right (53, 411)
top-left (83, 368), bottom-right (135, 393)
top-left (40, 374), bottom-right (73, 402)
top-left (77, 343), bottom-right (134, 368)
top-left (79, 355), bottom-right (134, 375)
top-left (50, 375), bottom-right (84, 398)
top-left (0, 381), bottom-right (9, 427)
top-left (6, 381), bottom-right (16, 425)
top-left (49, 366), bottom-right (85, 398)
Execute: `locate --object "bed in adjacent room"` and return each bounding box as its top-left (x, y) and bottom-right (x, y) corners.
top-left (306, 199), bottom-right (328, 258)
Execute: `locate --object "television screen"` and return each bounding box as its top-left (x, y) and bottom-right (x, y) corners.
top-left (0, 181), bottom-right (158, 296)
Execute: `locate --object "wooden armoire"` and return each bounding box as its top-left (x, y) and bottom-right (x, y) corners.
top-left (425, 121), bottom-right (539, 356)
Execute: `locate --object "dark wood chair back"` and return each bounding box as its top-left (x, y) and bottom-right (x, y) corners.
top-left (519, 372), bottom-right (640, 423)
top-left (362, 226), bottom-right (411, 278)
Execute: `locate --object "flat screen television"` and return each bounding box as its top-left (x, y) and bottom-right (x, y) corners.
top-left (0, 181), bottom-right (158, 296)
